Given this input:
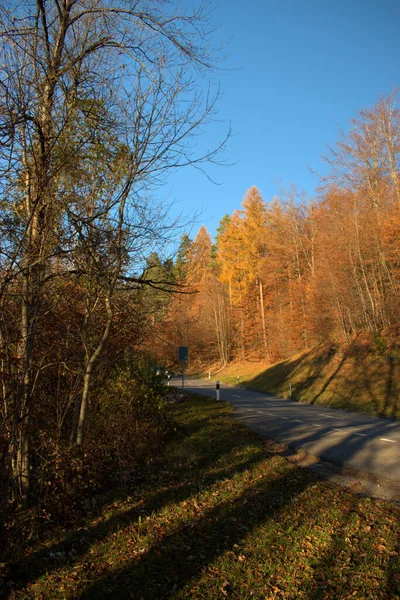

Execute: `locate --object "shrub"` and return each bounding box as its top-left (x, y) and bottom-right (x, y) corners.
top-left (4, 353), bottom-right (175, 555)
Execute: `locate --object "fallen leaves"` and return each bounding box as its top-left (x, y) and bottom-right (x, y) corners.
top-left (220, 579), bottom-right (231, 596)
top-left (10, 397), bottom-right (400, 600)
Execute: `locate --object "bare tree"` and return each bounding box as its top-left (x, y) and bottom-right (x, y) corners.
top-left (0, 0), bottom-right (228, 510)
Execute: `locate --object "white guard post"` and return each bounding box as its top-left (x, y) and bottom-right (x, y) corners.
top-left (216, 380), bottom-right (220, 401)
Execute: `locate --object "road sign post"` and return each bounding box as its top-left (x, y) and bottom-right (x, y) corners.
top-left (178, 346), bottom-right (188, 391)
top-left (216, 380), bottom-right (220, 401)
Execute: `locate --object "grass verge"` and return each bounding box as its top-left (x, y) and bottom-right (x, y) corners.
top-left (4, 395), bottom-right (400, 599)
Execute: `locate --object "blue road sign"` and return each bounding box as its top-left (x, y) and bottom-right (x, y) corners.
top-left (178, 346), bottom-right (188, 361)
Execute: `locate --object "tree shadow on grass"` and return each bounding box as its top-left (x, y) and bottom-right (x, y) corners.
top-left (7, 400), bottom-right (275, 595)
top-left (308, 354), bottom-right (347, 405)
top-left (247, 349), bottom-right (318, 396)
top-left (330, 351), bottom-right (399, 419)
top-left (246, 345), bottom-right (339, 405)
top-left (382, 355), bottom-right (399, 420)
top-left (7, 398), bottom-right (399, 599)
top-left (245, 343), bottom-right (400, 420)
top-left (79, 463), bottom-right (315, 599)
top-left (78, 458), bottom-right (399, 600)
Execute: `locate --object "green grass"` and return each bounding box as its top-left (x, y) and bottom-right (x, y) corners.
top-left (6, 396), bottom-right (400, 599)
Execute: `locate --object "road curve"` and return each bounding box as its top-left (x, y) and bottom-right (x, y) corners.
top-left (178, 377), bottom-right (400, 485)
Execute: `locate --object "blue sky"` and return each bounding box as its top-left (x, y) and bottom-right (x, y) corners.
top-left (163, 0), bottom-right (400, 242)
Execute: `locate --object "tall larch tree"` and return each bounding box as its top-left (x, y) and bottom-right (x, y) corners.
top-left (240, 186), bottom-right (270, 358)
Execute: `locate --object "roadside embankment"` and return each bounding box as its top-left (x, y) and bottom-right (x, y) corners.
top-left (191, 338), bottom-right (400, 420)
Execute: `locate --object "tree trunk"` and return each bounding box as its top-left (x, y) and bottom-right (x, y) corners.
top-left (14, 267), bottom-right (32, 507)
top-left (75, 296), bottom-right (113, 447)
top-left (258, 279), bottom-right (269, 359)
top-left (239, 288), bottom-right (245, 360)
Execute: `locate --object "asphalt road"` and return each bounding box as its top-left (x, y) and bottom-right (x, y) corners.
top-left (177, 377), bottom-right (400, 484)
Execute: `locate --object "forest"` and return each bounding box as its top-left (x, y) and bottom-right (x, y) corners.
top-left (155, 95), bottom-right (400, 368)
top-left (0, 0), bottom-right (399, 564)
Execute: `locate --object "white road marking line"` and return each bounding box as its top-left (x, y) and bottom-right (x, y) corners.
top-left (281, 417), bottom-right (289, 420)
top-left (265, 412), bottom-right (275, 416)
top-left (354, 433), bottom-right (367, 437)
top-left (233, 394), bottom-right (241, 398)
top-left (317, 413), bottom-right (341, 419)
top-left (312, 423), bottom-right (322, 427)
top-left (332, 428), bottom-right (342, 432)
top-left (293, 419), bottom-right (304, 423)
top-left (380, 438), bottom-right (397, 443)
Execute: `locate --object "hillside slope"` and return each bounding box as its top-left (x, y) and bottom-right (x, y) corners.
top-left (198, 338), bottom-right (400, 421)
